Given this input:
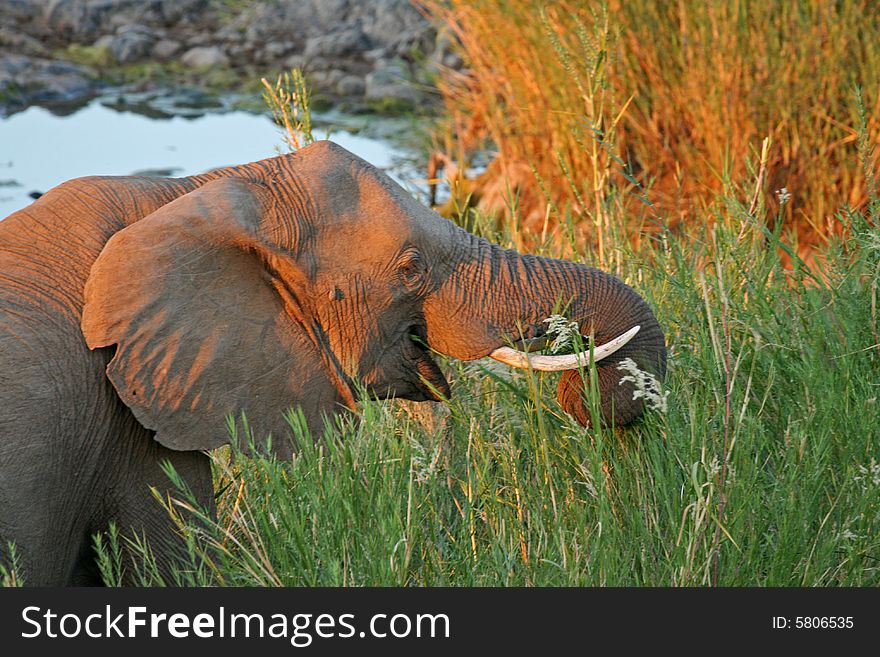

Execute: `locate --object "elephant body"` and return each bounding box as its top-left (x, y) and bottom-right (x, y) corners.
top-left (0, 176), bottom-right (213, 584)
top-left (0, 142), bottom-right (666, 585)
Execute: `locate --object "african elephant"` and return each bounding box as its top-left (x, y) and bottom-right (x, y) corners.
top-left (0, 141), bottom-right (665, 585)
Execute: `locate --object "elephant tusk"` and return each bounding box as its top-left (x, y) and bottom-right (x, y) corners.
top-left (489, 325), bottom-right (640, 372)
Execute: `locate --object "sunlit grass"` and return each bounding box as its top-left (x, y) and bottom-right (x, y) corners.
top-left (422, 0), bottom-right (880, 262)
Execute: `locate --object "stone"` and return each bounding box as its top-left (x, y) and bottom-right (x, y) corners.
top-left (214, 25), bottom-right (242, 43)
top-left (42, 0), bottom-right (142, 41)
top-left (365, 60), bottom-right (421, 104)
top-left (305, 56), bottom-right (331, 72)
top-left (336, 75), bottom-right (365, 97)
top-left (99, 27), bottom-right (157, 63)
top-left (0, 54), bottom-right (98, 115)
top-left (0, 0), bottom-right (41, 24)
top-left (226, 44), bottom-right (248, 59)
top-left (310, 68), bottom-right (344, 90)
top-left (261, 41), bottom-right (294, 61)
top-left (283, 54), bottom-right (308, 71)
top-left (151, 39), bottom-right (183, 61)
top-left (443, 52), bottom-right (463, 70)
top-left (157, 0), bottom-right (207, 25)
top-left (0, 27), bottom-right (48, 57)
top-left (304, 29), bottom-right (370, 59)
top-left (180, 46), bottom-right (229, 68)
top-left (186, 33), bottom-right (213, 47)
top-left (364, 47), bottom-right (389, 63)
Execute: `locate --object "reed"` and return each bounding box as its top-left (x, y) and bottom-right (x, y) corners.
top-left (420, 0), bottom-right (880, 261)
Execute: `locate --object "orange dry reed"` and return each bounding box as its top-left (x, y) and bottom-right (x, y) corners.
top-left (420, 0), bottom-right (880, 258)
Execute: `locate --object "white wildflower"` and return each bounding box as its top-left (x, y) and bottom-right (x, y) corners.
top-left (854, 458), bottom-right (880, 490)
top-left (410, 437), bottom-right (442, 484)
top-left (707, 456), bottom-right (721, 478)
top-left (836, 516), bottom-right (862, 543)
top-left (616, 357), bottom-right (669, 413)
top-left (840, 528), bottom-right (860, 542)
top-left (543, 314), bottom-right (580, 354)
top-left (776, 187), bottom-right (791, 205)
top-left (574, 456), bottom-right (598, 499)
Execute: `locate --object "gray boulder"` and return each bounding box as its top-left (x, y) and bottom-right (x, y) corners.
top-left (234, 1), bottom-right (431, 59)
top-left (180, 45), bottom-right (229, 68)
top-left (365, 60), bottom-right (422, 104)
top-left (94, 26), bottom-right (157, 63)
top-left (309, 68), bottom-right (344, 90)
top-left (0, 54), bottom-right (97, 114)
top-left (257, 41), bottom-right (295, 64)
top-left (283, 53), bottom-right (308, 70)
top-left (151, 39), bottom-right (182, 61)
top-left (304, 29), bottom-right (370, 59)
top-left (336, 74), bottom-right (365, 97)
top-left (42, 0), bottom-right (141, 41)
top-left (0, 27), bottom-right (48, 57)
top-left (0, 0), bottom-right (42, 24)
top-left (41, 0), bottom-right (210, 40)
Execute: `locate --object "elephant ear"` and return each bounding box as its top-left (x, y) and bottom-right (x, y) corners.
top-left (81, 177), bottom-right (347, 458)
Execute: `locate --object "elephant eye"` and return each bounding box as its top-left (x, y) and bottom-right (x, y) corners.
top-left (397, 249), bottom-right (426, 289)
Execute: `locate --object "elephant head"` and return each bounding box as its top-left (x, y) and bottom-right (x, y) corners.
top-left (81, 141), bottom-right (666, 457)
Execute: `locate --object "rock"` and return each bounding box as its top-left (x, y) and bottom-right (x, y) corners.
top-left (304, 29), bottom-right (370, 59)
top-left (261, 41), bottom-right (294, 61)
top-left (310, 68), bottom-right (344, 90)
top-left (336, 75), bottom-right (365, 97)
top-left (226, 44), bottom-right (249, 59)
top-left (0, 54), bottom-right (98, 115)
top-left (442, 52), bottom-right (463, 69)
top-left (0, 0), bottom-right (41, 24)
top-left (364, 47), bottom-right (389, 63)
top-left (186, 33), bottom-right (213, 47)
top-left (41, 0), bottom-right (210, 41)
top-left (180, 46), bottom-right (229, 68)
top-left (95, 27), bottom-right (157, 63)
top-left (236, 0), bottom-right (431, 56)
top-left (42, 0), bottom-right (141, 41)
top-left (305, 56), bottom-right (331, 72)
top-left (2, 0), bottom-right (438, 115)
top-left (394, 29), bottom-right (434, 59)
top-left (0, 27), bottom-right (48, 57)
top-left (283, 54), bottom-right (308, 70)
top-left (157, 0), bottom-right (209, 26)
top-left (151, 39), bottom-right (182, 61)
top-left (359, 0), bottom-right (430, 51)
top-left (365, 60), bottom-right (421, 104)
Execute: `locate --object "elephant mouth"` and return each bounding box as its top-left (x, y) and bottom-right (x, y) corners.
top-left (407, 323), bottom-right (450, 401)
top-left (363, 323), bottom-right (450, 402)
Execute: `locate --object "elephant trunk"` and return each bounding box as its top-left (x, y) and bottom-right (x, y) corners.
top-left (423, 229), bottom-right (667, 426)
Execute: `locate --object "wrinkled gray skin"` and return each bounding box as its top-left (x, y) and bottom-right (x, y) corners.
top-left (0, 141), bottom-right (665, 585)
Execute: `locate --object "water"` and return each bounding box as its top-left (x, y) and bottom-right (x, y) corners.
top-left (0, 96), bottom-right (424, 220)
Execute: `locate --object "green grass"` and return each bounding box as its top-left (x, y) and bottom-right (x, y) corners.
top-left (73, 159), bottom-right (878, 587)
